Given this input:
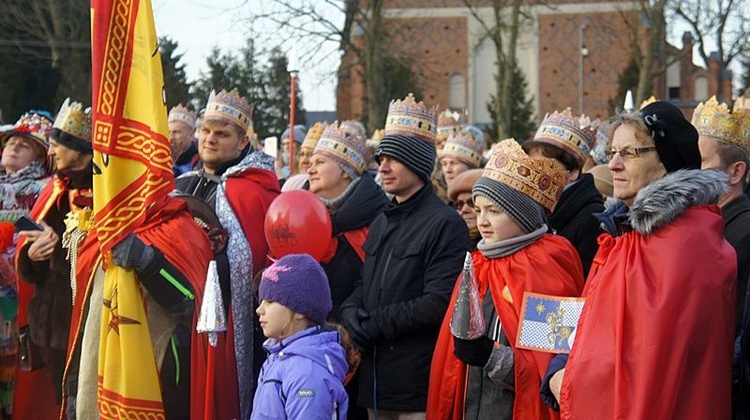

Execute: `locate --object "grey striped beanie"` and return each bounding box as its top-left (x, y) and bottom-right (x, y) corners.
top-left (376, 134), bottom-right (436, 183)
top-left (472, 177), bottom-right (546, 233)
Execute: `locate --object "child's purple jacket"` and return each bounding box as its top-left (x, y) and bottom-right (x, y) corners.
top-left (251, 326), bottom-right (349, 419)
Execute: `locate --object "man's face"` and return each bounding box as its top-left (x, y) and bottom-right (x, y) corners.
top-left (169, 121), bottom-right (194, 157)
top-left (198, 120), bottom-right (249, 172)
top-left (378, 154), bottom-right (423, 199)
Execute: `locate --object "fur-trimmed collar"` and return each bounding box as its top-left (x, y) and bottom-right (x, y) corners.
top-left (629, 169), bottom-right (728, 235)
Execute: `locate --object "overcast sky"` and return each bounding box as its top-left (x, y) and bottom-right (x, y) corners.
top-left (152, 0), bottom-right (340, 111)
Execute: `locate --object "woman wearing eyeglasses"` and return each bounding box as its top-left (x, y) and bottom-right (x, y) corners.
top-left (541, 101), bottom-right (736, 419)
top-left (523, 110), bottom-right (605, 277)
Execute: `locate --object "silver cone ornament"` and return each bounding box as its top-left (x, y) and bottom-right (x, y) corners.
top-left (450, 252), bottom-right (486, 339)
top-left (196, 260), bottom-right (227, 347)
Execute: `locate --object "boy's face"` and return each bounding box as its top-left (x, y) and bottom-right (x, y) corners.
top-left (256, 299), bottom-right (295, 340)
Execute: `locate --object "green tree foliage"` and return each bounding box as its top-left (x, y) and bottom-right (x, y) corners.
top-left (486, 61), bottom-right (535, 144)
top-left (609, 57), bottom-right (640, 114)
top-left (160, 37), bottom-right (193, 109)
top-left (192, 41), bottom-right (305, 138)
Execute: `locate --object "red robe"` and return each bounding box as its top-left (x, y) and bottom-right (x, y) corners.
top-left (561, 205), bottom-right (736, 419)
top-left (61, 196), bottom-right (213, 419)
top-left (427, 234), bottom-right (584, 420)
top-left (203, 167), bottom-right (279, 419)
top-left (13, 179), bottom-right (66, 419)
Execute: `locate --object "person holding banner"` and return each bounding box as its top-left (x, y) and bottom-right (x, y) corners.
top-left (543, 102), bottom-right (736, 419)
top-left (427, 139), bottom-right (584, 420)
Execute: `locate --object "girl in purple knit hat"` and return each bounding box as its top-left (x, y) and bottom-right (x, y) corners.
top-left (251, 254), bottom-right (349, 419)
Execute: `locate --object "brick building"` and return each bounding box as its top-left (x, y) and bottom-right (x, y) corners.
top-left (337, 1), bottom-right (732, 136)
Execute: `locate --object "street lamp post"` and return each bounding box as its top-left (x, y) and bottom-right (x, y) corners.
top-left (579, 24), bottom-right (589, 115)
top-left (288, 47), bottom-right (299, 176)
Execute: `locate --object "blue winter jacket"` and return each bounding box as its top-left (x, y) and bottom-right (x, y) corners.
top-left (251, 326), bottom-right (349, 419)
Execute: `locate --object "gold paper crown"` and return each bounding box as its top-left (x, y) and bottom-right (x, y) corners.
top-left (314, 121), bottom-right (369, 175)
top-left (53, 98), bottom-right (92, 142)
top-left (691, 96), bottom-right (750, 152)
top-left (437, 109), bottom-right (468, 141)
top-left (168, 104), bottom-right (197, 128)
top-left (639, 96), bottom-right (658, 110)
top-left (533, 108), bottom-right (597, 166)
top-left (301, 121), bottom-right (328, 150)
top-left (204, 89), bottom-right (254, 132)
top-left (482, 139), bottom-right (567, 212)
top-left (442, 129), bottom-right (484, 168)
top-left (370, 128), bottom-right (385, 143)
top-left (340, 120), bottom-right (366, 139)
top-left (384, 93), bottom-right (438, 144)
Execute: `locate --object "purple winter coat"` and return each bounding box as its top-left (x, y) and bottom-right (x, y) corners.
top-left (251, 326), bottom-right (349, 419)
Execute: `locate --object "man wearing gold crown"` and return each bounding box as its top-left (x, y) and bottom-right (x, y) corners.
top-left (692, 96), bottom-right (750, 419)
top-left (340, 94), bottom-right (469, 418)
top-left (169, 104), bottom-right (200, 177)
top-left (13, 99), bottom-right (93, 418)
top-left (175, 89), bottom-right (280, 419)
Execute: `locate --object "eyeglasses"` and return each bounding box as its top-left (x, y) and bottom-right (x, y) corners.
top-left (453, 198), bottom-right (474, 210)
top-left (604, 146), bottom-right (657, 161)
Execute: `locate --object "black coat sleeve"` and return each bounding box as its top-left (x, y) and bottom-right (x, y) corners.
top-left (137, 248), bottom-right (195, 318)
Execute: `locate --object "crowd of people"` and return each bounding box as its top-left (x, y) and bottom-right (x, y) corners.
top-left (0, 87), bottom-right (747, 420)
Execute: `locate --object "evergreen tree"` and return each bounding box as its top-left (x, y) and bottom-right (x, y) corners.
top-left (191, 41), bottom-right (306, 139)
top-left (256, 47), bottom-right (305, 138)
top-left (159, 37), bottom-right (192, 109)
top-left (486, 61), bottom-right (535, 144)
top-left (609, 57), bottom-right (640, 113)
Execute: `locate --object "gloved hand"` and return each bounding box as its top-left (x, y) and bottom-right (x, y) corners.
top-left (453, 335), bottom-right (495, 367)
top-left (340, 307), bottom-right (372, 350)
top-left (112, 233), bottom-right (154, 272)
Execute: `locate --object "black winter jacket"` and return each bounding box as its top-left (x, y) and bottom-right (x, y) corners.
top-left (547, 174), bottom-right (604, 277)
top-left (324, 175), bottom-right (389, 320)
top-left (341, 184), bottom-right (469, 411)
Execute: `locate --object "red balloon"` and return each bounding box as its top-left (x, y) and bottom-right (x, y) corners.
top-left (264, 190), bottom-right (333, 262)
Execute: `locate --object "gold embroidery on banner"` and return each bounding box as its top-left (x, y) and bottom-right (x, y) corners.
top-left (97, 382), bottom-right (166, 420)
top-left (97, 0), bottom-right (135, 117)
top-left (116, 126), bottom-right (173, 173)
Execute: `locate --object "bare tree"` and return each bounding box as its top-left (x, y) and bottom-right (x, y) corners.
top-left (463, 0), bottom-right (530, 139)
top-left (246, 0), bottom-right (391, 131)
top-left (0, 0), bottom-right (91, 103)
top-left (672, 0), bottom-right (750, 101)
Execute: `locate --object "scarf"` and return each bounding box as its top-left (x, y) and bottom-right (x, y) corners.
top-left (318, 177), bottom-right (360, 212)
top-left (477, 224), bottom-right (548, 259)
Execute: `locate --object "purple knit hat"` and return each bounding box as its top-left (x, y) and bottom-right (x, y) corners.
top-left (259, 254), bottom-right (332, 324)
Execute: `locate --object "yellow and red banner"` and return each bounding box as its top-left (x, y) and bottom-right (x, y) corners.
top-left (91, 0), bottom-right (173, 417)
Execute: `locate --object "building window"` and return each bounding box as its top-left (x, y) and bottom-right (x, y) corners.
top-left (668, 87), bottom-right (680, 100)
top-left (694, 77), bottom-right (709, 101)
top-left (449, 73), bottom-right (466, 109)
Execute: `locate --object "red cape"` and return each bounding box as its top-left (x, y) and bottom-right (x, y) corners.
top-left (13, 179), bottom-right (67, 419)
top-left (427, 234), bottom-right (584, 420)
top-left (201, 166), bottom-right (279, 419)
top-left (61, 197), bottom-right (213, 419)
top-left (561, 206), bottom-right (736, 419)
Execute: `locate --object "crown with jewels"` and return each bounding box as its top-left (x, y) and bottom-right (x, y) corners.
top-left (203, 89), bottom-right (254, 132)
top-left (533, 108), bottom-right (597, 166)
top-left (442, 127), bottom-right (485, 168)
top-left (52, 98), bottom-right (92, 142)
top-left (482, 139), bottom-right (568, 212)
top-left (691, 96), bottom-right (750, 152)
top-left (314, 121), bottom-right (370, 176)
top-left (1, 110), bottom-right (55, 148)
top-left (384, 93), bottom-right (438, 144)
top-left (301, 121), bottom-right (329, 150)
top-left (437, 109), bottom-right (468, 142)
top-left (168, 104), bottom-right (197, 129)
